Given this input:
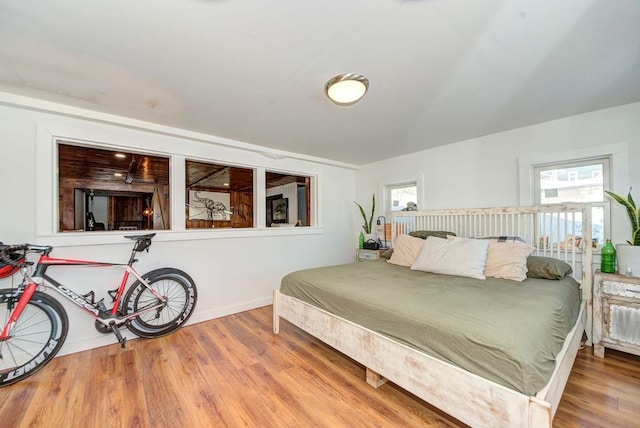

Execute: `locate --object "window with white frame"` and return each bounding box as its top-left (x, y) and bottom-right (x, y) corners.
top-left (57, 142), bottom-right (170, 232)
top-left (265, 171), bottom-right (314, 227)
top-left (534, 157), bottom-right (610, 247)
top-left (54, 141), bottom-right (318, 235)
top-left (186, 160), bottom-right (254, 229)
top-left (385, 182), bottom-right (418, 215)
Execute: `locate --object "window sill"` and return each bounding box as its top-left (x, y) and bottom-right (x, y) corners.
top-left (36, 227), bottom-right (323, 247)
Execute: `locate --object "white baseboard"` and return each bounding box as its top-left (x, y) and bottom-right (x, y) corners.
top-left (187, 296), bottom-right (273, 325)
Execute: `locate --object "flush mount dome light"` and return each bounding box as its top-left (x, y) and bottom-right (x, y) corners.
top-left (324, 73), bottom-right (369, 106)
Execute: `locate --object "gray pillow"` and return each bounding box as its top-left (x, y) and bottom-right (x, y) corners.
top-left (383, 231), bottom-right (457, 259)
top-left (480, 236), bottom-right (525, 243)
top-left (526, 256), bottom-right (573, 280)
top-left (408, 230), bottom-right (456, 240)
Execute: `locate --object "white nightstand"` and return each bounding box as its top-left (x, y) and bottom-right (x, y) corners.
top-left (356, 249), bottom-right (387, 262)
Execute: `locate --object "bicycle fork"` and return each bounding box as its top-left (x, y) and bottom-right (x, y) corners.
top-left (0, 282), bottom-right (38, 344)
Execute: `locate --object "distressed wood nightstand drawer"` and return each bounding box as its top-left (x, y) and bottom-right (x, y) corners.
top-left (603, 280), bottom-right (640, 297)
top-left (356, 249), bottom-right (385, 262)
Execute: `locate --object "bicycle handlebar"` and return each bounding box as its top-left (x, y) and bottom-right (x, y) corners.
top-left (0, 243), bottom-right (52, 266)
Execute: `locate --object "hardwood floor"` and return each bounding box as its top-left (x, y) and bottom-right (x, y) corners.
top-left (1, 305), bottom-right (639, 427)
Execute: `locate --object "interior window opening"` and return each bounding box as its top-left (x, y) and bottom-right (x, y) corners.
top-left (185, 160), bottom-right (254, 229)
top-left (57, 142), bottom-right (170, 232)
top-left (265, 172), bottom-right (312, 227)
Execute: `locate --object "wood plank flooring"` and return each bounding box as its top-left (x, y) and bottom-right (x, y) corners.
top-left (1, 305), bottom-right (639, 427)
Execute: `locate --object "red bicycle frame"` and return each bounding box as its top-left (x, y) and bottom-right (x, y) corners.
top-left (0, 247), bottom-right (166, 341)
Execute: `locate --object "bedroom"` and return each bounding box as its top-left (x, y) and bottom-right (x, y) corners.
top-left (1, 1), bottom-right (640, 426)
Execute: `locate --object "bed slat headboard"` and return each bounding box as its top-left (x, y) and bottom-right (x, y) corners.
top-left (391, 204), bottom-right (593, 297)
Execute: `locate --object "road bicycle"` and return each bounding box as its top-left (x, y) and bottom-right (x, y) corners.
top-left (0, 233), bottom-right (197, 387)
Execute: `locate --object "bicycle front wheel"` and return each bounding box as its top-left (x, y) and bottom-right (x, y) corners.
top-left (123, 268), bottom-right (197, 338)
top-left (0, 289), bottom-right (68, 387)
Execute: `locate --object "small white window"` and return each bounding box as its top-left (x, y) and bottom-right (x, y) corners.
top-left (534, 157), bottom-right (610, 247)
top-left (386, 182), bottom-right (418, 215)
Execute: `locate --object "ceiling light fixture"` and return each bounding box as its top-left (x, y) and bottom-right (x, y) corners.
top-left (324, 73), bottom-right (369, 106)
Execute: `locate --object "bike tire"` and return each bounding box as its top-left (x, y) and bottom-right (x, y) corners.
top-left (0, 289), bottom-right (68, 387)
top-left (123, 268), bottom-right (197, 338)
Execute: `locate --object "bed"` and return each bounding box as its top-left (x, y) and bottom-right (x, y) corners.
top-left (273, 205), bottom-right (592, 427)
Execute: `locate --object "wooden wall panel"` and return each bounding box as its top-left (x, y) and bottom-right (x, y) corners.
top-left (231, 191), bottom-right (253, 228)
top-left (185, 219), bottom-right (231, 229)
top-left (59, 186), bottom-right (75, 231)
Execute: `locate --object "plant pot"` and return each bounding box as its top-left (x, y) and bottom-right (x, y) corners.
top-left (615, 244), bottom-right (640, 277)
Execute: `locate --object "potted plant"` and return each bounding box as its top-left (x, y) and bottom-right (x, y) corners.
top-left (354, 193), bottom-right (375, 236)
top-left (605, 188), bottom-right (640, 276)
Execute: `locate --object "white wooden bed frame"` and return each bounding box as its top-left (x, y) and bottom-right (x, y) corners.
top-left (273, 204), bottom-right (592, 427)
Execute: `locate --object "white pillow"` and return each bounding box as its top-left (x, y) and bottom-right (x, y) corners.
top-left (411, 236), bottom-right (489, 280)
top-left (387, 234), bottom-right (426, 267)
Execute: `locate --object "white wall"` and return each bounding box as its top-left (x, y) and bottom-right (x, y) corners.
top-left (0, 95), bottom-right (357, 355)
top-left (357, 102), bottom-right (640, 246)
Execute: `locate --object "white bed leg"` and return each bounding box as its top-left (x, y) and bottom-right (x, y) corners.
top-left (366, 367), bottom-right (388, 388)
top-left (528, 397), bottom-right (552, 428)
top-left (273, 289), bottom-right (280, 334)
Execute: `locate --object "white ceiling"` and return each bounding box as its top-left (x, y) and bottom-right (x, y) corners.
top-left (1, 0), bottom-right (639, 165)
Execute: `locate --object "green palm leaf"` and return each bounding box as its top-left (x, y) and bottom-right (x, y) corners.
top-left (354, 201), bottom-right (369, 233)
top-left (606, 189), bottom-right (640, 246)
top-left (353, 193), bottom-right (375, 233)
top-left (369, 193), bottom-right (375, 233)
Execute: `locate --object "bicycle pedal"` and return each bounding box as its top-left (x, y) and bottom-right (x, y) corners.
top-left (109, 322), bottom-right (127, 348)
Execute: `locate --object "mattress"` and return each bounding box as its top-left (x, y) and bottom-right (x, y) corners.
top-left (280, 259), bottom-right (581, 395)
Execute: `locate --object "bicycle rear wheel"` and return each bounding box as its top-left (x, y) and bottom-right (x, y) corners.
top-left (123, 268), bottom-right (197, 338)
top-left (0, 289), bottom-right (68, 387)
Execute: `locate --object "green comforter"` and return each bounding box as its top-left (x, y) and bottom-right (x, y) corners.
top-left (280, 259), bottom-right (581, 395)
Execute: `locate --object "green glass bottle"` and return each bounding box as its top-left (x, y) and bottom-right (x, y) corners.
top-left (601, 239), bottom-right (616, 273)
top-left (358, 231), bottom-right (365, 249)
